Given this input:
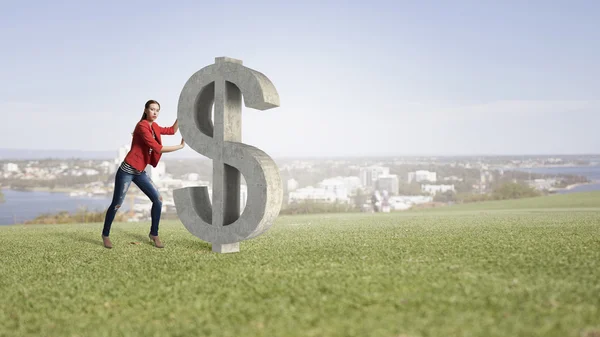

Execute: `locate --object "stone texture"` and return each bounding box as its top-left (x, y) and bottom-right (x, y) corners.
top-left (173, 57), bottom-right (282, 253)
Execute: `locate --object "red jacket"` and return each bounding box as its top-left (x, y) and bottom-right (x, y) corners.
top-left (124, 120), bottom-right (175, 172)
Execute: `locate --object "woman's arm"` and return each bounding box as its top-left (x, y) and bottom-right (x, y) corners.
top-left (159, 119), bottom-right (178, 135)
top-left (136, 124), bottom-right (163, 153)
top-left (137, 123), bottom-right (184, 153)
top-left (160, 138), bottom-right (185, 153)
top-left (172, 119), bottom-right (178, 133)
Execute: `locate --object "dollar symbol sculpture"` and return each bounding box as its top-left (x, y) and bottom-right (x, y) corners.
top-left (173, 57), bottom-right (282, 253)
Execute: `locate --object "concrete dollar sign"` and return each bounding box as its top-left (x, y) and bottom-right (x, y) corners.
top-left (173, 57), bottom-right (282, 253)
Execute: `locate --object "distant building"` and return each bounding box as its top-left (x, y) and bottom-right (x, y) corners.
top-left (186, 173), bottom-right (201, 181)
top-left (146, 162), bottom-right (166, 182)
top-left (319, 176), bottom-right (361, 195)
top-left (240, 184), bottom-right (248, 213)
top-left (342, 176), bottom-right (362, 193)
top-left (377, 174), bottom-right (399, 195)
top-left (528, 178), bottom-right (556, 191)
top-left (319, 178), bottom-right (350, 202)
top-left (388, 195), bottom-right (434, 210)
top-left (202, 184), bottom-right (248, 214)
top-left (82, 169), bottom-right (99, 176)
top-left (360, 166), bottom-right (390, 188)
top-left (100, 161), bottom-right (116, 175)
top-left (480, 170), bottom-right (494, 184)
top-left (2, 163), bottom-right (19, 173)
top-left (287, 178), bottom-right (299, 192)
top-left (113, 144), bottom-right (131, 173)
top-left (408, 170), bottom-right (437, 183)
top-left (421, 184), bottom-right (455, 195)
top-left (66, 168), bottom-right (98, 177)
top-left (288, 185), bottom-right (349, 204)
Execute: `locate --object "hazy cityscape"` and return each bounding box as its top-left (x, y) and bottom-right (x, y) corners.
top-left (1, 145), bottom-right (598, 225)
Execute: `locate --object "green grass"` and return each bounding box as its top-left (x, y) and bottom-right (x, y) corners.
top-left (417, 191), bottom-right (600, 213)
top-left (1, 193), bottom-right (600, 337)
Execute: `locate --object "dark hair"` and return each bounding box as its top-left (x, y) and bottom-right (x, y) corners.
top-left (140, 99), bottom-right (160, 121)
top-left (132, 100), bottom-right (161, 136)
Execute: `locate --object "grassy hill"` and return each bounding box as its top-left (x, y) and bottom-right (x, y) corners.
top-left (1, 192), bottom-right (599, 336)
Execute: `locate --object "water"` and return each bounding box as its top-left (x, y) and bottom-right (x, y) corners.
top-left (509, 165), bottom-right (600, 194)
top-left (0, 189), bottom-right (130, 225)
top-left (2, 165), bottom-right (599, 225)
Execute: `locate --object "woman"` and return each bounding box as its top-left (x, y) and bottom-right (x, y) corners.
top-left (101, 99), bottom-right (185, 249)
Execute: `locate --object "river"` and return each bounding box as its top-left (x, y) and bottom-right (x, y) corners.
top-left (508, 165), bottom-right (600, 194)
top-left (2, 165), bottom-right (599, 225)
top-left (0, 188), bottom-right (130, 226)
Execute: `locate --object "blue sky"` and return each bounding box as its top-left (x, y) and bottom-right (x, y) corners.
top-left (1, 0), bottom-right (598, 157)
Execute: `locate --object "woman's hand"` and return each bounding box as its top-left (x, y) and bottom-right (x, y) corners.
top-left (180, 138), bottom-right (185, 149)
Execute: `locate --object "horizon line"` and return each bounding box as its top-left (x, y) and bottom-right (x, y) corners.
top-left (0, 147), bottom-right (599, 160)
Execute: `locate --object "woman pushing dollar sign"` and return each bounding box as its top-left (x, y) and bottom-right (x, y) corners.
top-left (101, 99), bottom-right (185, 249)
top-left (174, 57), bottom-right (283, 253)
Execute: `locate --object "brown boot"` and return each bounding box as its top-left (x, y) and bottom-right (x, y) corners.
top-left (149, 234), bottom-right (164, 248)
top-left (102, 235), bottom-right (113, 249)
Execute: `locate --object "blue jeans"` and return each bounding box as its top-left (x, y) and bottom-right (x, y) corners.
top-left (102, 166), bottom-right (162, 237)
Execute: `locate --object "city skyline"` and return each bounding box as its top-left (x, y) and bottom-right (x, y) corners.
top-left (1, 146), bottom-right (600, 161)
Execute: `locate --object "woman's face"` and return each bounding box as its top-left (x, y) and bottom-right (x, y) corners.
top-left (146, 103), bottom-right (160, 121)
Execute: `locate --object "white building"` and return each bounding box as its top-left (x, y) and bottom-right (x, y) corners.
top-left (421, 184), bottom-right (455, 195)
top-left (377, 174), bottom-right (399, 195)
top-left (202, 184), bottom-right (249, 214)
top-left (480, 170), bottom-right (494, 184)
top-left (146, 162), bottom-right (166, 182)
top-left (360, 166), bottom-right (390, 188)
top-left (342, 176), bottom-right (362, 193)
top-left (319, 178), bottom-right (350, 202)
top-left (288, 186), bottom-right (332, 203)
top-left (287, 178), bottom-right (299, 192)
top-left (388, 195), bottom-right (434, 210)
top-left (118, 145), bottom-right (129, 162)
top-left (319, 176), bottom-right (361, 194)
top-left (100, 161), bottom-right (116, 175)
top-left (372, 194), bottom-right (435, 212)
top-left (408, 170), bottom-right (437, 183)
top-left (113, 144), bottom-right (131, 172)
top-left (528, 178), bottom-right (556, 191)
top-left (82, 169), bottom-right (99, 176)
top-left (288, 184), bottom-right (349, 204)
top-left (186, 173), bottom-right (201, 181)
top-left (240, 184), bottom-right (248, 212)
top-left (3, 163), bottom-right (19, 173)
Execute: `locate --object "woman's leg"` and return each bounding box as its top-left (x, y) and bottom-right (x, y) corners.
top-left (133, 171), bottom-right (163, 237)
top-left (102, 168), bottom-right (134, 237)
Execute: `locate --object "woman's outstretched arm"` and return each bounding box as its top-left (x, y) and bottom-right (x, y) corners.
top-left (160, 138), bottom-right (185, 153)
top-left (159, 119), bottom-right (179, 135)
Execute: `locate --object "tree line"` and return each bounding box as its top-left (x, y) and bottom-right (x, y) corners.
top-left (23, 207), bottom-right (129, 225)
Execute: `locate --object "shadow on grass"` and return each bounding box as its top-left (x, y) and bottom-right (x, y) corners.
top-left (117, 229), bottom-right (212, 251)
top-left (50, 229), bottom-right (233, 252)
top-left (52, 231), bottom-right (103, 247)
top-left (175, 236), bottom-right (212, 251)
top-left (121, 231), bottom-right (152, 246)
